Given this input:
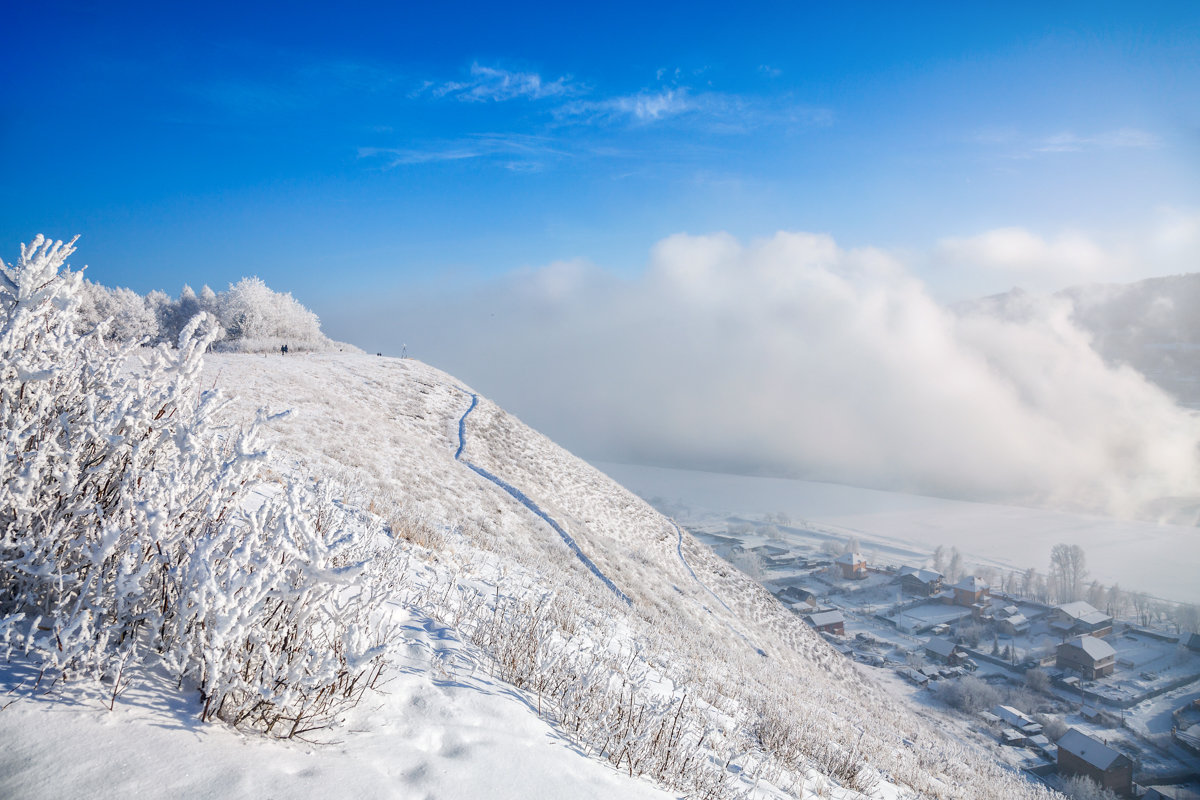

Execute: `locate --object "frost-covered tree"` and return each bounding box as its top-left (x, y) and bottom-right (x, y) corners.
top-left (937, 675), bottom-right (999, 713)
top-left (946, 547), bottom-right (964, 583)
top-left (73, 271), bottom-right (335, 353)
top-left (159, 283), bottom-right (203, 344)
top-left (217, 276), bottom-right (326, 351)
top-left (1050, 543), bottom-right (1088, 603)
top-left (1061, 775), bottom-right (1119, 800)
top-left (198, 283), bottom-right (218, 316)
top-left (76, 278), bottom-right (158, 342)
top-left (0, 235), bottom-right (386, 735)
top-left (932, 544), bottom-right (947, 573)
top-left (1024, 667), bottom-right (1050, 693)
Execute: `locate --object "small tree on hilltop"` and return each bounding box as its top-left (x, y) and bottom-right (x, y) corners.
top-left (218, 276), bottom-right (324, 350)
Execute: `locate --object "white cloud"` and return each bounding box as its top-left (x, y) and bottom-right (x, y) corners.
top-left (427, 63), bottom-right (574, 103)
top-left (936, 228), bottom-right (1115, 285)
top-left (557, 89), bottom-right (694, 123)
top-left (935, 210), bottom-right (1200, 291)
top-left (358, 133), bottom-right (566, 168)
top-left (1035, 127), bottom-right (1161, 153)
top-left (325, 230), bottom-right (1200, 519)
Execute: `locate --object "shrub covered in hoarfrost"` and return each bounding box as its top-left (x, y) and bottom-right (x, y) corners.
top-left (73, 270), bottom-right (342, 353)
top-left (0, 235), bottom-right (387, 736)
top-left (214, 276), bottom-right (329, 352)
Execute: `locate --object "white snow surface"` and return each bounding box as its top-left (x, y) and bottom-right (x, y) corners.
top-left (0, 608), bottom-right (672, 800)
top-left (597, 462), bottom-right (1200, 604)
top-left (2, 352), bottom-right (1064, 799)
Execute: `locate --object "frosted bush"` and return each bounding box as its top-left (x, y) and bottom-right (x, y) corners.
top-left (76, 279), bottom-right (159, 342)
top-left (1062, 774), bottom-right (1119, 800)
top-left (216, 276), bottom-right (327, 351)
top-left (0, 235), bottom-right (387, 735)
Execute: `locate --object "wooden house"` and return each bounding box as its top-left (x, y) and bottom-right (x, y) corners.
top-left (807, 610), bottom-right (845, 636)
top-left (1056, 635), bottom-right (1116, 679)
top-left (898, 566), bottom-right (943, 597)
top-left (1051, 601), bottom-right (1113, 639)
top-left (1056, 728), bottom-right (1133, 796)
top-left (951, 576), bottom-right (989, 607)
top-left (835, 551), bottom-right (867, 580)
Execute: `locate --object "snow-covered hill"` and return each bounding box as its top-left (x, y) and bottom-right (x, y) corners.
top-left (1, 352), bottom-right (1062, 799)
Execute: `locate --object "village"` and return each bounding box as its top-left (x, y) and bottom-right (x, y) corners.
top-left (690, 524), bottom-right (1200, 799)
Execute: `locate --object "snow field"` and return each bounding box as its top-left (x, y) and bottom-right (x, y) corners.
top-left (198, 353), bottom-right (1065, 799)
top-left (0, 605), bottom-right (676, 800)
top-left (2, 339), bottom-right (1070, 799)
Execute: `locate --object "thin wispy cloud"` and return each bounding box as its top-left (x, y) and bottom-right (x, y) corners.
top-left (974, 126), bottom-right (1162, 157)
top-left (423, 63), bottom-right (576, 103)
top-left (359, 133), bottom-right (568, 169)
top-left (1034, 128), bottom-right (1161, 153)
top-left (558, 89), bottom-right (695, 124)
top-left (556, 88), bottom-right (832, 132)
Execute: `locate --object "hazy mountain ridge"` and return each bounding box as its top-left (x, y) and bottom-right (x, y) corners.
top-left (962, 273), bottom-right (1200, 408)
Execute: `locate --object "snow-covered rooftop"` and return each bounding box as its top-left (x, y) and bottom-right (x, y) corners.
top-left (1056, 601), bottom-right (1112, 626)
top-left (898, 565), bottom-right (942, 583)
top-left (1062, 635), bottom-right (1117, 660)
top-left (924, 637), bottom-right (959, 658)
top-left (952, 576), bottom-right (988, 592)
top-left (1057, 728), bottom-right (1130, 770)
top-left (808, 610), bottom-right (844, 628)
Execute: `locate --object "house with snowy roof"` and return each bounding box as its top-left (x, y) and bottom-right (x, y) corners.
top-left (1051, 601), bottom-right (1113, 639)
top-left (951, 575), bottom-right (988, 606)
top-left (1057, 635), bottom-right (1117, 679)
top-left (835, 551), bottom-right (867, 580)
top-left (777, 585), bottom-right (818, 609)
top-left (997, 607), bottom-right (1030, 635)
top-left (924, 636), bottom-right (966, 666)
top-left (1056, 728), bottom-right (1133, 796)
top-left (807, 610), bottom-right (845, 636)
top-left (991, 705), bottom-right (1042, 735)
top-left (898, 566), bottom-right (943, 597)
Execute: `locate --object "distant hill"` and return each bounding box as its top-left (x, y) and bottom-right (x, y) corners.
top-left (1061, 274), bottom-right (1200, 408)
top-left (959, 273), bottom-right (1200, 409)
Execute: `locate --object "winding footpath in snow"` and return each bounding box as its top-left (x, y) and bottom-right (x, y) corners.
top-left (671, 520), bottom-right (767, 657)
top-left (671, 520), bottom-right (734, 615)
top-left (455, 392), bottom-right (632, 606)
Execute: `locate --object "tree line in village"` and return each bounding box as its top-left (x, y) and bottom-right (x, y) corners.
top-left (927, 542), bottom-right (1199, 634)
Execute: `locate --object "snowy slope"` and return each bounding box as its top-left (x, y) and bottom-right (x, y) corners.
top-left (2, 352), bottom-right (1063, 799)
top-left (0, 607), bottom-right (674, 800)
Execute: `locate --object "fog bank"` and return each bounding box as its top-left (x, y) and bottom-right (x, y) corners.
top-left (324, 231), bottom-right (1200, 520)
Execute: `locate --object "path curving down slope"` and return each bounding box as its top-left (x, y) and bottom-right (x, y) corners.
top-left (671, 520), bottom-right (734, 616)
top-left (671, 520), bottom-right (767, 657)
top-left (455, 391), bottom-right (632, 606)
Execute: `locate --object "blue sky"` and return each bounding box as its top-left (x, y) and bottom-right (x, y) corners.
top-left (4, 1), bottom-right (1198, 307)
